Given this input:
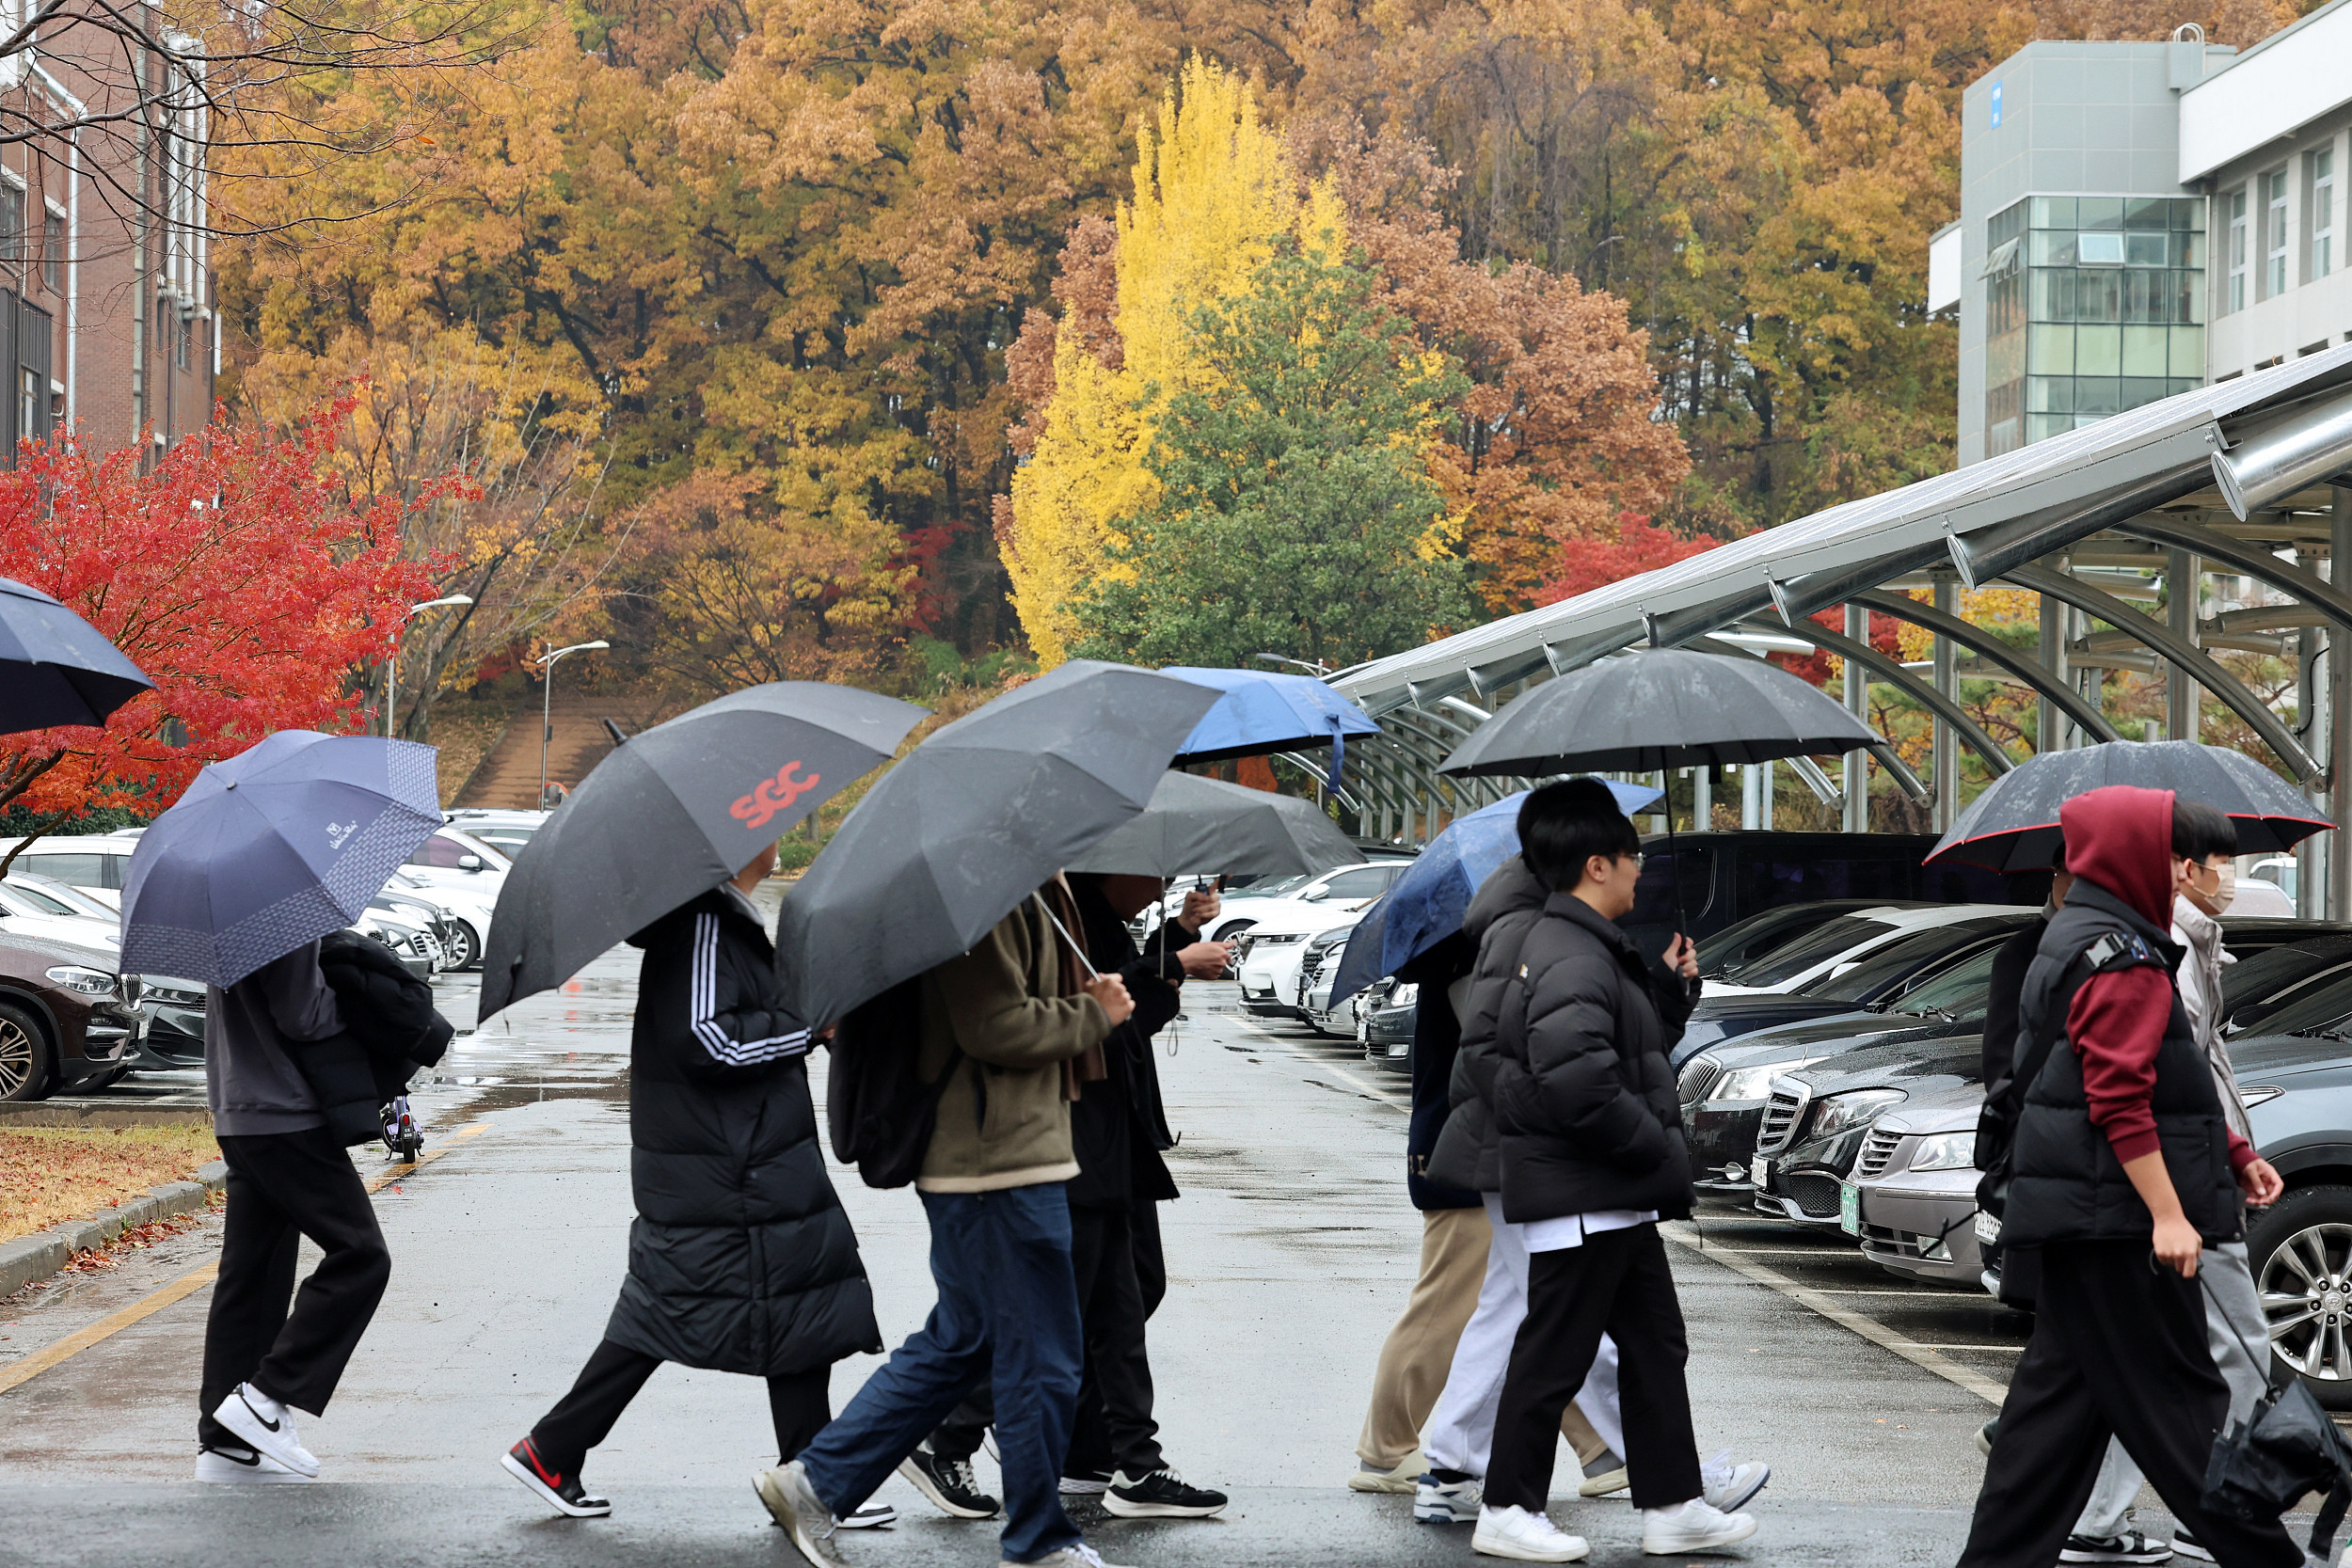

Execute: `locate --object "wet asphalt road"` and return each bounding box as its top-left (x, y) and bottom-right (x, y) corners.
top-left (0, 911), bottom-right (2073, 1565)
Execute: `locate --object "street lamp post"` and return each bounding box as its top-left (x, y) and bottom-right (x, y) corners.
top-left (537, 640), bottom-right (610, 808)
top-left (1252, 651), bottom-right (1334, 676)
top-left (387, 595), bottom-right (474, 737)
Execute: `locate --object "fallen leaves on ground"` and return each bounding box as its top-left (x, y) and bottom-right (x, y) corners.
top-left (0, 1126), bottom-right (220, 1244)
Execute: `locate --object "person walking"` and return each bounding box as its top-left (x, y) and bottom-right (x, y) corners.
top-left (1958, 787), bottom-right (2295, 1568)
top-left (2050, 806), bottom-right (2283, 1567)
top-left (196, 940), bottom-right (395, 1482)
top-left (755, 879), bottom-right (1136, 1568)
top-left (1474, 779), bottom-right (1759, 1562)
top-left (502, 841), bottom-right (882, 1519)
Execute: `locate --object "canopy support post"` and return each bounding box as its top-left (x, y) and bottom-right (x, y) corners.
top-left (1844, 602), bottom-right (1870, 832)
top-left (2333, 486), bottom-right (2352, 923)
top-left (1932, 571), bottom-right (1959, 833)
top-left (2169, 548), bottom-right (2200, 744)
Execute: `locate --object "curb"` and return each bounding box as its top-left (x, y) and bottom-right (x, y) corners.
top-left (0, 1159), bottom-right (227, 1300)
top-left (0, 1104), bottom-right (213, 1129)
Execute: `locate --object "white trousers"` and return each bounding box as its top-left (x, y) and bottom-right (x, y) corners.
top-left (1424, 1195), bottom-right (1625, 1476)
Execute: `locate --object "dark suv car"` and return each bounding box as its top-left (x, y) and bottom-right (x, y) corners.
top-left (0, 933), bottom-right (149, 1100)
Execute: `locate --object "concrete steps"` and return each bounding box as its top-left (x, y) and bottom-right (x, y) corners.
top-left (453, 689), bottom-right (649, 809)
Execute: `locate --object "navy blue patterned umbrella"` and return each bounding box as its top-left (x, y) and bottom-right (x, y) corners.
top-left (119, 732), bottom-right (443, 986)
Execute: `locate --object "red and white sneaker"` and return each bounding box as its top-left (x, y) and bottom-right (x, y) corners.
top-left (501, 1435), bottom-right (613, 1518)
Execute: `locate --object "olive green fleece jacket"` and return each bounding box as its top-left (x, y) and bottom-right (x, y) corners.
top-left (914, 894), bottom-right (1110, 1193)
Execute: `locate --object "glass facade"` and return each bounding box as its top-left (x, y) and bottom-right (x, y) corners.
top-left (1984, 194), bottom-right (2205, 453)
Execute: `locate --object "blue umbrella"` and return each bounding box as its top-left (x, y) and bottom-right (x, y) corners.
top-left (120, 731), bottom-right (444, 987)
top-left (1328, 777), bottom-right (1662, 1006)
top-left (1163, 667), bottom-right (1379, 784)
top-left (0, 577), bottom-right (155, 736)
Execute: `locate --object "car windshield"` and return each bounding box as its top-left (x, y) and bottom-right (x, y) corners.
top-left (2220, 939), bottom-right (2352, 1017)
top-left (2249, 966), bottom-right (2352, 1037)
top-left (1884, 944), bottom-right (2004, 1020)
top-left (469, 825), bottom-right (538, 850)
top-left (2, 879), bottom-right (84, 916)
top-left (1718, 916), bottom-right (1896, 988)
top-left (1236, 873), bottom-right (1314, 899)
top-left (10, 875), bottom-right (118, 920)
top-left (1799, 924), bottom-right (2000, 1004)
top-left (1698, 905), bottom-right (1847, 977)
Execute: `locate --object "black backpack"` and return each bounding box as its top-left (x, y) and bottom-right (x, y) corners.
top-left (825, 976), bottom-right (961, 1189)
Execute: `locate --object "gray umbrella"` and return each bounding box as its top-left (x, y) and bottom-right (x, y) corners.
top-left (119, 732), bottom-right (443, 987)
top-left (1066, 770), bottom-right (1368, 879)
top-left (1928, 739), bottom-right (2332, 871)
top-left (1439, 645), bottom-right (1880, 777)
top-left (476, 682), bottom-right (929, 1021)
top-left (772, 660), bottom-right (1222, 1024)
top-left (0, 576), bottom-right (155, 735)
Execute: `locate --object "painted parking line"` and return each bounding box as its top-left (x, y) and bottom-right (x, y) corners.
top-left (1230, 1018), bottom-right (1407, 1109)
top-left (0, 1120), bottom-right (495, 1398)
top-left (1661, 1220), bottom-right (2010, 1407)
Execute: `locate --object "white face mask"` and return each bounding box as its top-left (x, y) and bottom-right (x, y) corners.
top-left (2208, 862), bottom-right (2236, 913)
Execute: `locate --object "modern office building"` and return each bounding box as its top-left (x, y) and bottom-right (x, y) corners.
top-left (1936, 0), bottom-right (2352, 465)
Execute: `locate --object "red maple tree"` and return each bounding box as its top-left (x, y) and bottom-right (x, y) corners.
top-left (1537, 515), bottom-right (1724, 606)
top-left (0, 397), bottom-right (453, 842)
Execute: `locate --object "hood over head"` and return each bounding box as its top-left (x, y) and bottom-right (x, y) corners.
top-left (2058, 784), bottom-right (2174, 927)
top-left (1465, 853), bottom-right (1548, 941)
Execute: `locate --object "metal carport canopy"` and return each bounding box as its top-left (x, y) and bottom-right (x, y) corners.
top-left (1331, 343), bottom-right (2352, 719)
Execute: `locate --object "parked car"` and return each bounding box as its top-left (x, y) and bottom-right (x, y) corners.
top-left (1845, 1082), bottom-right (1990, 1284)
top-left (0, 933), bottom-right (150, 1100)
top-left (398, 825), bottom-right (514, 895)
top-left (1699, 903), bottom-right (2026, 1000)
top-left (0, 875), bottom-right (123, 950)
top-left (440, 807), bottom-right (548, 861)
top-left (1694, 899), bottom-right (1931, 984)
top-left (1, 832), bottom-right (147, 910)
top-left (1202, 861), bottom-right (1411, 943)
top-left (1295, 924), bottom-right (1367, 1034)
top-left (1360, 978), bottom-right (1414, 1073)
top-left (1233, 906), bottom-right (1362, 1018)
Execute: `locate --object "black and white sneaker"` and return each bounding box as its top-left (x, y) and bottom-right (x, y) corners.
top-left (1103, 1465), bottom-right (1228, 1518)
top-left (2058, 1528), bottom-right (2171, 1564)
top-left (836, 1501), bottom-right (897, 1529)
top-left (1060, 1465), bottom-right (1113, 1497)
top-left (897, 1441), bottom-right (1000, 1519)
top-left (1976, 1419), bottom-right (1998, 1457)
top-left (211, 1382), bottom-right (320, 1478)
top-left (195, 1443), bottom-right (315, 1484)
top-left (501, 1436), bottom-right (612, 1517)
top-left (2169, 1526), bottom-right (2214, 1562)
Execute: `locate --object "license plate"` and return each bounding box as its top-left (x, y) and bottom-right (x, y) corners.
top-left (1839, 1180), bottom-right (1861, 1235)
top-left (1749, 1155), bottom-right (1769, 1189)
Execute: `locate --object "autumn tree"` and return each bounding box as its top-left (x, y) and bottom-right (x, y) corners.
top-left (0, 400), bottom-right (442, 852)
top-left (1073, 239), bottom-right (1473, 670)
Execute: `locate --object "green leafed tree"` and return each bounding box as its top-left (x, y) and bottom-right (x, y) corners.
top-left (1072, 239), bottom-right (1474, 672)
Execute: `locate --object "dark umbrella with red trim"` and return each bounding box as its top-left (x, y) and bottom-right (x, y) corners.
top-left (1926, 739), bottom-right (2332, 872)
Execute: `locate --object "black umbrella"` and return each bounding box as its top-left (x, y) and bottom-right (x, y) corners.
top-left (1927, 739), bottom-right (2333, 872)
top-left (1066, 770), bottom-right (1366, 879)
top-left (1438, 646), bottom-right (1881, 932)
top-left (476, 682), bottom-right (930, 1021)
top-left (772, 660), bottom-right (1221, 1025)
top-left (0, 577), bottom-right (155, 735)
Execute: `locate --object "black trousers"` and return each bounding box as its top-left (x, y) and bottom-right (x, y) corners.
top-left (1958, 1241), bottom-right (2300, 1568)
top-left (934, 1201), bottom-right (1166, 1478)
top-left (199, 1128), bottom-right (392, 1446)
top-left (531, 1338), bottom-right (833, 1474)
top-left (1486, 1223), bottom-right (1702, 1513)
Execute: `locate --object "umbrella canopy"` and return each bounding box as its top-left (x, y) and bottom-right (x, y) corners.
top-left (476, 682), bottom-right (930, 1021)
top-left (120, 732), bottom-right (442, 987)
top-left (1329, 778), bottom-right (1663, 1006)
top-left (1163, 667), bottom-right (1379, 781)
top-left (1439, 646), bottom-right (1880, 777)
top-left (1065, 770), bottom-right (1367, 879)
top-left (1927, 739), bottom-right (2333, 872)
top-left (0, 577), bottom-right (155, 736)
top-left (773, 660), bottom-right (1222, 1024)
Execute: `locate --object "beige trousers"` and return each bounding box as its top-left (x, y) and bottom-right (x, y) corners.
top-left (1357, 1204), bottom-right (1605, 1470)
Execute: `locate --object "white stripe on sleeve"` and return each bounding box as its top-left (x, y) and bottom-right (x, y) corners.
top-left (688, 911), bottom-right (810, 1067)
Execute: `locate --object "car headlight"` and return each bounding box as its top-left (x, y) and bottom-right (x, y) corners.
top-left (1712, 1063), bottom-right (1793, 1102)
top-left (1391, 983), bottom-right (1419, 1007)
top-left (46, 964), bottom-right (120, 998)
top-left (1806, 1087), bottom-right (1907, 1140)
top-left (1908, 1131), bottom-right (1978, 1171)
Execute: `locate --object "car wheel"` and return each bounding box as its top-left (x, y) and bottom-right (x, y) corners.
top-left (1213, 919), bottom-right (1256, 943)
top-left (445, 920), bottom-right (480, 972)
top-left (2248, 1182), bottom-right (2352, 1409)
top-left (0, 1002), bottom-right (56, 1101)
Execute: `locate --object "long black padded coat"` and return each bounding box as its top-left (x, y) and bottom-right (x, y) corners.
top-left (603, 886), bottom-right (881, 1375)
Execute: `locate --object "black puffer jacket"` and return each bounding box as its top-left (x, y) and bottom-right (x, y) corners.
top-left (1427, 857), bottom-right (1549, 1195)
top-left (1066, 877), bottom-right (1181, 1212)
top-left (292, 931), bottom-right (454, 1144)
top-left (1491, 893), bottom-right (1696, 1224)
top-left (605, 886), bottom-right (881, 1376)
top-left (1403, 932), bottom-right (1477, 1212)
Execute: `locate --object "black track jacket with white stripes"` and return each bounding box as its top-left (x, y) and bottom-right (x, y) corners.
top-left (604, 884), bottom-right (881, 1376)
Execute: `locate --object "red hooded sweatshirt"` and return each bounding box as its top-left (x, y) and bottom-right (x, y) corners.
top-left (2059, 785), bottom-right (2254, 1173)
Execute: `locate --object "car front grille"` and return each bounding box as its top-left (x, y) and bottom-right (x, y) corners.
top-left (1756, 1085), bottom-right (1806, 1154)
top-left (1677, 1054), bottom-right (1723, 1106)
top-left (1860, 1223), bottom-right (1956, 1261)
top-left (1854, 1127), bottom-right (1904, 1181)
top-left (1783, 1171), bottom-right (1844, 1219)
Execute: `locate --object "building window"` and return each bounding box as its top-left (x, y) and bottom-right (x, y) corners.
top-left (18, 369), bottom-right (36, 441)
top-left (0, 185), bottom-right (20, 274)
top-left (2227, 187), bottom-right (2249, 313)
top-left (1984, 198), bottom-right (2029, 457)
top-left (176, 309), bottom-right (191, 370)
top-left (2265, 168), bottom-right (2290, 298)
top-left (2316, 148), bottom-right (2338, 282)
top-left (41, 210), bottom-right (60, 294)
top-left (1991, 195), bottom-right (2206, 448)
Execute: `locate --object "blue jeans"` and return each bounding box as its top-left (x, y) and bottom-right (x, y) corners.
top-left (797, 1183), bottom-right (1085, 1562)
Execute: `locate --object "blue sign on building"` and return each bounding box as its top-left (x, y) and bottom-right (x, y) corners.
top-left (1991, 81), bottom-right (2003, 128)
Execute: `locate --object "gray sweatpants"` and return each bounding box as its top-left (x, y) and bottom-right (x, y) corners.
top-left (2074, 1239), bottom-right (2270, 1538)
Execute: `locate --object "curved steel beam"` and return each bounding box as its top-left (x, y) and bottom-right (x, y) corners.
top-left (2113, 514), bottom-right (2352, 633)
top-left (1945, 438), bottom-right (2222, 590)
top-left (1751, 621), bottom-right (2015, 780)
top-left (2005, 563), bottom-right (2323, 782)
top-left (1851, 590), bottom-right (2122, 745)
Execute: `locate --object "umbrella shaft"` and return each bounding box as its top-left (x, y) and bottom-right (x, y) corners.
top-left (1040, 902), bottom-right (1102, 982)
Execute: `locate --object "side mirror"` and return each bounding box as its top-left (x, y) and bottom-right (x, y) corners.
top-left (1302, 887), bottom-right (1328, 901)
top-left (2229, 1002), bottom-right (2272, 1032)
top-left (458, 854), bottom-right (484, 871)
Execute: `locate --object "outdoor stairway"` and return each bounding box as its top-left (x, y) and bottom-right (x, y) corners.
top-left (453, 690), bottom-right (644, 809)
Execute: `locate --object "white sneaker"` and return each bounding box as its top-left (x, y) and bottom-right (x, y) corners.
top-left (1414, 1471), bottom-right (1483, 1524)
top-left (1472, 1503), bottom-right (1591, 1561)
top-left (209, 1384), bottom-right (320, 1479)
top-left (752, 1460), bottom-right (848, 1567)
top-left (1700, 1449), bottom-right (1772, 1513)
top-left (1642, 1496), bottom-right (1758, 1554)
top-left (1348, 1450), bottom-right (1425, 1493)
top-left (195, 1443), bottom-right (316, 1483)
top-left (1019, 1545), bottom-right (1136, 1568)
